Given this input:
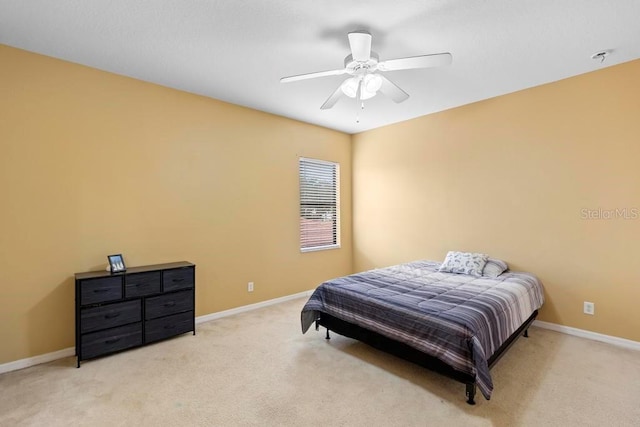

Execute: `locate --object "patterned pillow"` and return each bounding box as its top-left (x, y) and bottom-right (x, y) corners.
top-left (439, 251), bottom-right (489, 277)
top-left (482, 258), bottom-right (509, 278)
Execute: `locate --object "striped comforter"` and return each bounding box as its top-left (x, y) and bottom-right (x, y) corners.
top-left (301, 260), bottom-right (544, 399)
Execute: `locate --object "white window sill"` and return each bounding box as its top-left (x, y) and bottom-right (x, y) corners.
top-left (301, 244), bottom-right (341, 253)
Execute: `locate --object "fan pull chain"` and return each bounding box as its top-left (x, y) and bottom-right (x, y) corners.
top-left (356, 101), bottom-right (365, 123)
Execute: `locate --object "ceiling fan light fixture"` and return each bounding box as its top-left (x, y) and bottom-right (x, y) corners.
top-left (340, 77), bottom-right (359, 98)
top-left (360, 86), bottom-right (376, 100)
top-left (364, 74), bottom-right (382, 93)
top-left (341, 74), bottom-right (382, 100)
top-left (360, 90), bottom-right (375, 100)
top-left (360, 74), bottom-right (382, 100)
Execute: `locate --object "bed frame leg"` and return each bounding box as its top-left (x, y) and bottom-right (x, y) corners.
top-left (325, 328), bottom-right (331, 340)
top-left (465, 383), bottom-right (476, 405)
top-left (524, 329), bottom-right (529, 338)
top-left (315, 320), bottom-right (319, 331)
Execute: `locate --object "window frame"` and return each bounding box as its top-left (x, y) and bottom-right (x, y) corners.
top-left (298, 157), bottom-right (341, 253)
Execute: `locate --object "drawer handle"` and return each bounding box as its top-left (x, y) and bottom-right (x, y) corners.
top-left (105, 338), bottom-right (121, 345)
top-left (172, 278), bottom-right (184, 283)
top-left (93, 289), bottom-right (109, 294)
top-left (105, 312), bottom-right (121, 320)
top-left (164, 301), bottom-right (176, 308)
top-left (164, 324), bottom-right (176, 330)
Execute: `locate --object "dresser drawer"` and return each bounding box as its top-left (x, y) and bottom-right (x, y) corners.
top-left (125, 271), bottom-right (161, 298)
top-left (80, 276), bottom-right (123, 305)
top-left (145, 311), bottom-right (193, 343)
top-left (80, 300), bottom-right (141, 334)
top-left (145, 290), bottom-right (193, 320)
top-left (81, 323), bottom-right (142, 360)
top-left (163, 267), bottom-right (194, 292)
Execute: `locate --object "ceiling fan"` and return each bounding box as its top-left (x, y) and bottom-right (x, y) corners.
top-left (280, 31), bottom-right (452, 110)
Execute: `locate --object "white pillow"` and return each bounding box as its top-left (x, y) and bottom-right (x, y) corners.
top-left (482, 258), bottom-right (509, 278)
top-left (439, 251), bottom-right (489, 277)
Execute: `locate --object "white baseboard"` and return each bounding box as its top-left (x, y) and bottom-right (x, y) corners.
top-left (195, 289), bottom-right (314, 324)
top-left (0, 347), bottom-right (75, 375)
top-left (0, 290), bottom-right (315, 375)
top-left (533, 320), bottom-right (640, 351)
top-left (6, 292), bottom-right (635, 375)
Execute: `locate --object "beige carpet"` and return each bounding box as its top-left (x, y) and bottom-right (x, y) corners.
top-left (1, 297), bottom-right (639, 426)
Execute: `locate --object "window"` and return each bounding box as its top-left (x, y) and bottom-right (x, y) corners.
top-left (299, 157), bottom-right (340, 252)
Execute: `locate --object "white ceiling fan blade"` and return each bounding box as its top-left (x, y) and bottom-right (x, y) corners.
top-left (348, 31), bottom-right (372, 62)
top-left (320, 84), bottom-right (345, 110)
top-left (280, 68), bottom-right (346, 83)
top-left (378, 75), bottom-right (409, 103)
top-left (378, 53), bottom-right (452, 71)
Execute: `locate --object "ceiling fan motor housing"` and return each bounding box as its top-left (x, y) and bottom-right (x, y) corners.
top-left (344, 52), bottom-right (379, 75)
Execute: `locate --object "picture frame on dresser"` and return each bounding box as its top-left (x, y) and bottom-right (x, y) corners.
top-left (74, 261), bottom-right (196, 367)
top-left (107, 254), bottom-right (126, 273)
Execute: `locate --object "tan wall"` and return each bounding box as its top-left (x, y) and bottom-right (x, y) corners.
top-left (2, 41), bottom-right (638, 366)
top-left (352, 59), bottom-right (640, 342)
top-left (0, 45), bottom-right (352, 364)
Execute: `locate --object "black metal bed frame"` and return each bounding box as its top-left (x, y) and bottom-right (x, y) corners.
top-left (315, 309), bottom-right (538, 405)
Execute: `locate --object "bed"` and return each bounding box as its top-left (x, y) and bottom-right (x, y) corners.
top-left (300, 259), bottom-right (544, 404)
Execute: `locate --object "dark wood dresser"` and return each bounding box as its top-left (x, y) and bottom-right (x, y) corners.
top-left (74, 261), bottom-right (195, 367)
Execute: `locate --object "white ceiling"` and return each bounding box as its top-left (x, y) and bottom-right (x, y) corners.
top-left (1, 1), bottom-right (639, 134)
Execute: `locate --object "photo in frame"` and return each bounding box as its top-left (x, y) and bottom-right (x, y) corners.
top-left (107, 254), bottom-right (126, 273)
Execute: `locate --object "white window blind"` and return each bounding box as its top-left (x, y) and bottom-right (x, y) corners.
top-left (299, 157), bottom-right (340, 252)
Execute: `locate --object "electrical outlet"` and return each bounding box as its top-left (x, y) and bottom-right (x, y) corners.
top-left (248, 282), bottom-right (254, 292)
top-left (583, 301), bottom-right (595, 315)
